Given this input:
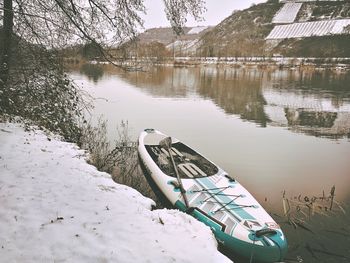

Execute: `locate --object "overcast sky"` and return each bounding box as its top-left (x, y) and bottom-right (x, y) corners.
top-left (142, 0), bottom-right (267, 29)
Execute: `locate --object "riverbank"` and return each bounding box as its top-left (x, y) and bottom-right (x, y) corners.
top-left (0, 121), bottom-right (230, 263)
top-left (85, 56), bottom-right (350, 72)
top-left (172, 57), bottom-right (350, 71)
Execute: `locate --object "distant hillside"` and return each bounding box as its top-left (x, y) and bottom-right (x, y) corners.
top-left (137, 26), bottom-right (211, 45)
top-left (137, 27), bottom-right (189, 45)
top-left (198, 0), bottom-right (350, 57)
top-left (119, 26), bottom-right (212, 57)
top-left (296, 2), bottom-right (350, 22)
top-left (273, 35), bottom-right (350, 57)
top-left (269, 1), bottom-right (350, 57)
top-left (113, 1), bottom-right (350, 59)
top-left (199, 0), bottom-right (282, 57)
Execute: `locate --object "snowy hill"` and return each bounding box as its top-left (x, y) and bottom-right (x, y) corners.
top-left (198, 0), bottom-right (350, 57)
top-left (0, 122), bottom-right (230, 263)
top-left (198, 1), bottom-right (282, 57)
top-left (137, 26), bottom-right (211, 46)
top-left (118, 26), bottom-right (212, 57)
top-left (266, 1), bottom-right (350, 56)
top-left (116, 1), bottom-right (350, 58)
top-left (268, 1), bottom-right (350, 40)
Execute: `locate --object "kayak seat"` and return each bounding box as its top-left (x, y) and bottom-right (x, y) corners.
top-left (145, 143), bottom-right (219, 178)
top-left (178, 163), bottom-right (207, 178)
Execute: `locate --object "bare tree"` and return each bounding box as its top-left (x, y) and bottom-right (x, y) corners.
top-left (0, 0), bottom-right (13, 94)
top-left (0, 0), bottom-right (205, 139)
top-left (1, 0), bottom-right (205, 77)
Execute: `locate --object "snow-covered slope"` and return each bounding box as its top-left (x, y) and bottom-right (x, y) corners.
top-left (166, 39), bottom-right (201, 56)
top-left (266, 19), bottom-right (350, 39)
top-left (187, 26), bottom-right (209, 35)
top-left (0, 122), bottom-right (230, 263)
top-left (272, 3), bottom-right (302, 24)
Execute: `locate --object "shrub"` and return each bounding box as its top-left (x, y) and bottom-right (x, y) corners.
top-left (0, 43), bottom-right (89, 142)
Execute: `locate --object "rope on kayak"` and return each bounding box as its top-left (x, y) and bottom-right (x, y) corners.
top-left (191, 186), bottom-right (256, 213)
top-left (213, 195), bottom-right (240, 213)
top-left (193, 187), bottom-right (244, 198)
top-left (221, 204), bottom-right (257, 211)
top-left (199, 186), bottom-right (231, 203)
top-left (191, 186), bottom-right (231, 193)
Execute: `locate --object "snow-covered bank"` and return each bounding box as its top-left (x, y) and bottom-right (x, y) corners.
top-left (0, 122), bottom-right (230, 263)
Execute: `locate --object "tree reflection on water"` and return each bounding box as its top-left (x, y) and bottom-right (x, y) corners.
top-left (114, 65), bottom-right (350, 139)
top-left (80, 63), bottom-right (104, 83)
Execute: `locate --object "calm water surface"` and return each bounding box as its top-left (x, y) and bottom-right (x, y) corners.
top-left (71, 64), bottom-right (350, 263)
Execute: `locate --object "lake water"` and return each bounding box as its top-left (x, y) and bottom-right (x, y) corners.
top-left (71, 64), bottom-right (350, 263)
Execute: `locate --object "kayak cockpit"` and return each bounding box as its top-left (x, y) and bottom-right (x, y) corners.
top-left (145, 142), bottom-right (219, 179)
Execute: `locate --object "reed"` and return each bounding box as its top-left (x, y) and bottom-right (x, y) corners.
top-left (282, 185), bottom-right (346, 229)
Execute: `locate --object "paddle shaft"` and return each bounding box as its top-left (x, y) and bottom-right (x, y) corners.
top-left (167, 147), bottom-right (190, 208)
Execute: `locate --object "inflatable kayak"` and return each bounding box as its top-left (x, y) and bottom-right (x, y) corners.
top-left (138, 129), bottom-right (287, 263)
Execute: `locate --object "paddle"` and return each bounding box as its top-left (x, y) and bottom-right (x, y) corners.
top-left (159, 136), bottom-right (190, 209)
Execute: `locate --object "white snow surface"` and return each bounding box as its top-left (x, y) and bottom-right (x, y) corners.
top-left (0, 122), bottom-right (230, 263)
top-left (272, 3), bottom-right (302, 24)
top-left (166, 39), bottom-right (201, 55)
top-left (266, 19), bottom-right (350, 39)
top-left (187, 26), bottom-right (209, 35)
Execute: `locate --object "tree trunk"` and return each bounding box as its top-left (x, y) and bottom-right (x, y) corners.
top-left (0, 0), bottom-right (14, 111)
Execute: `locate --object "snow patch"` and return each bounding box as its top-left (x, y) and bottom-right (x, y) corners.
top-left (272, 3), bottom-right (302, 24)
top-left (0, 122), bottom-right (230, 263)
top-left (267, 19), bottom-right (350, 39)
top-left (187, 26), bottom-right (209, 35)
